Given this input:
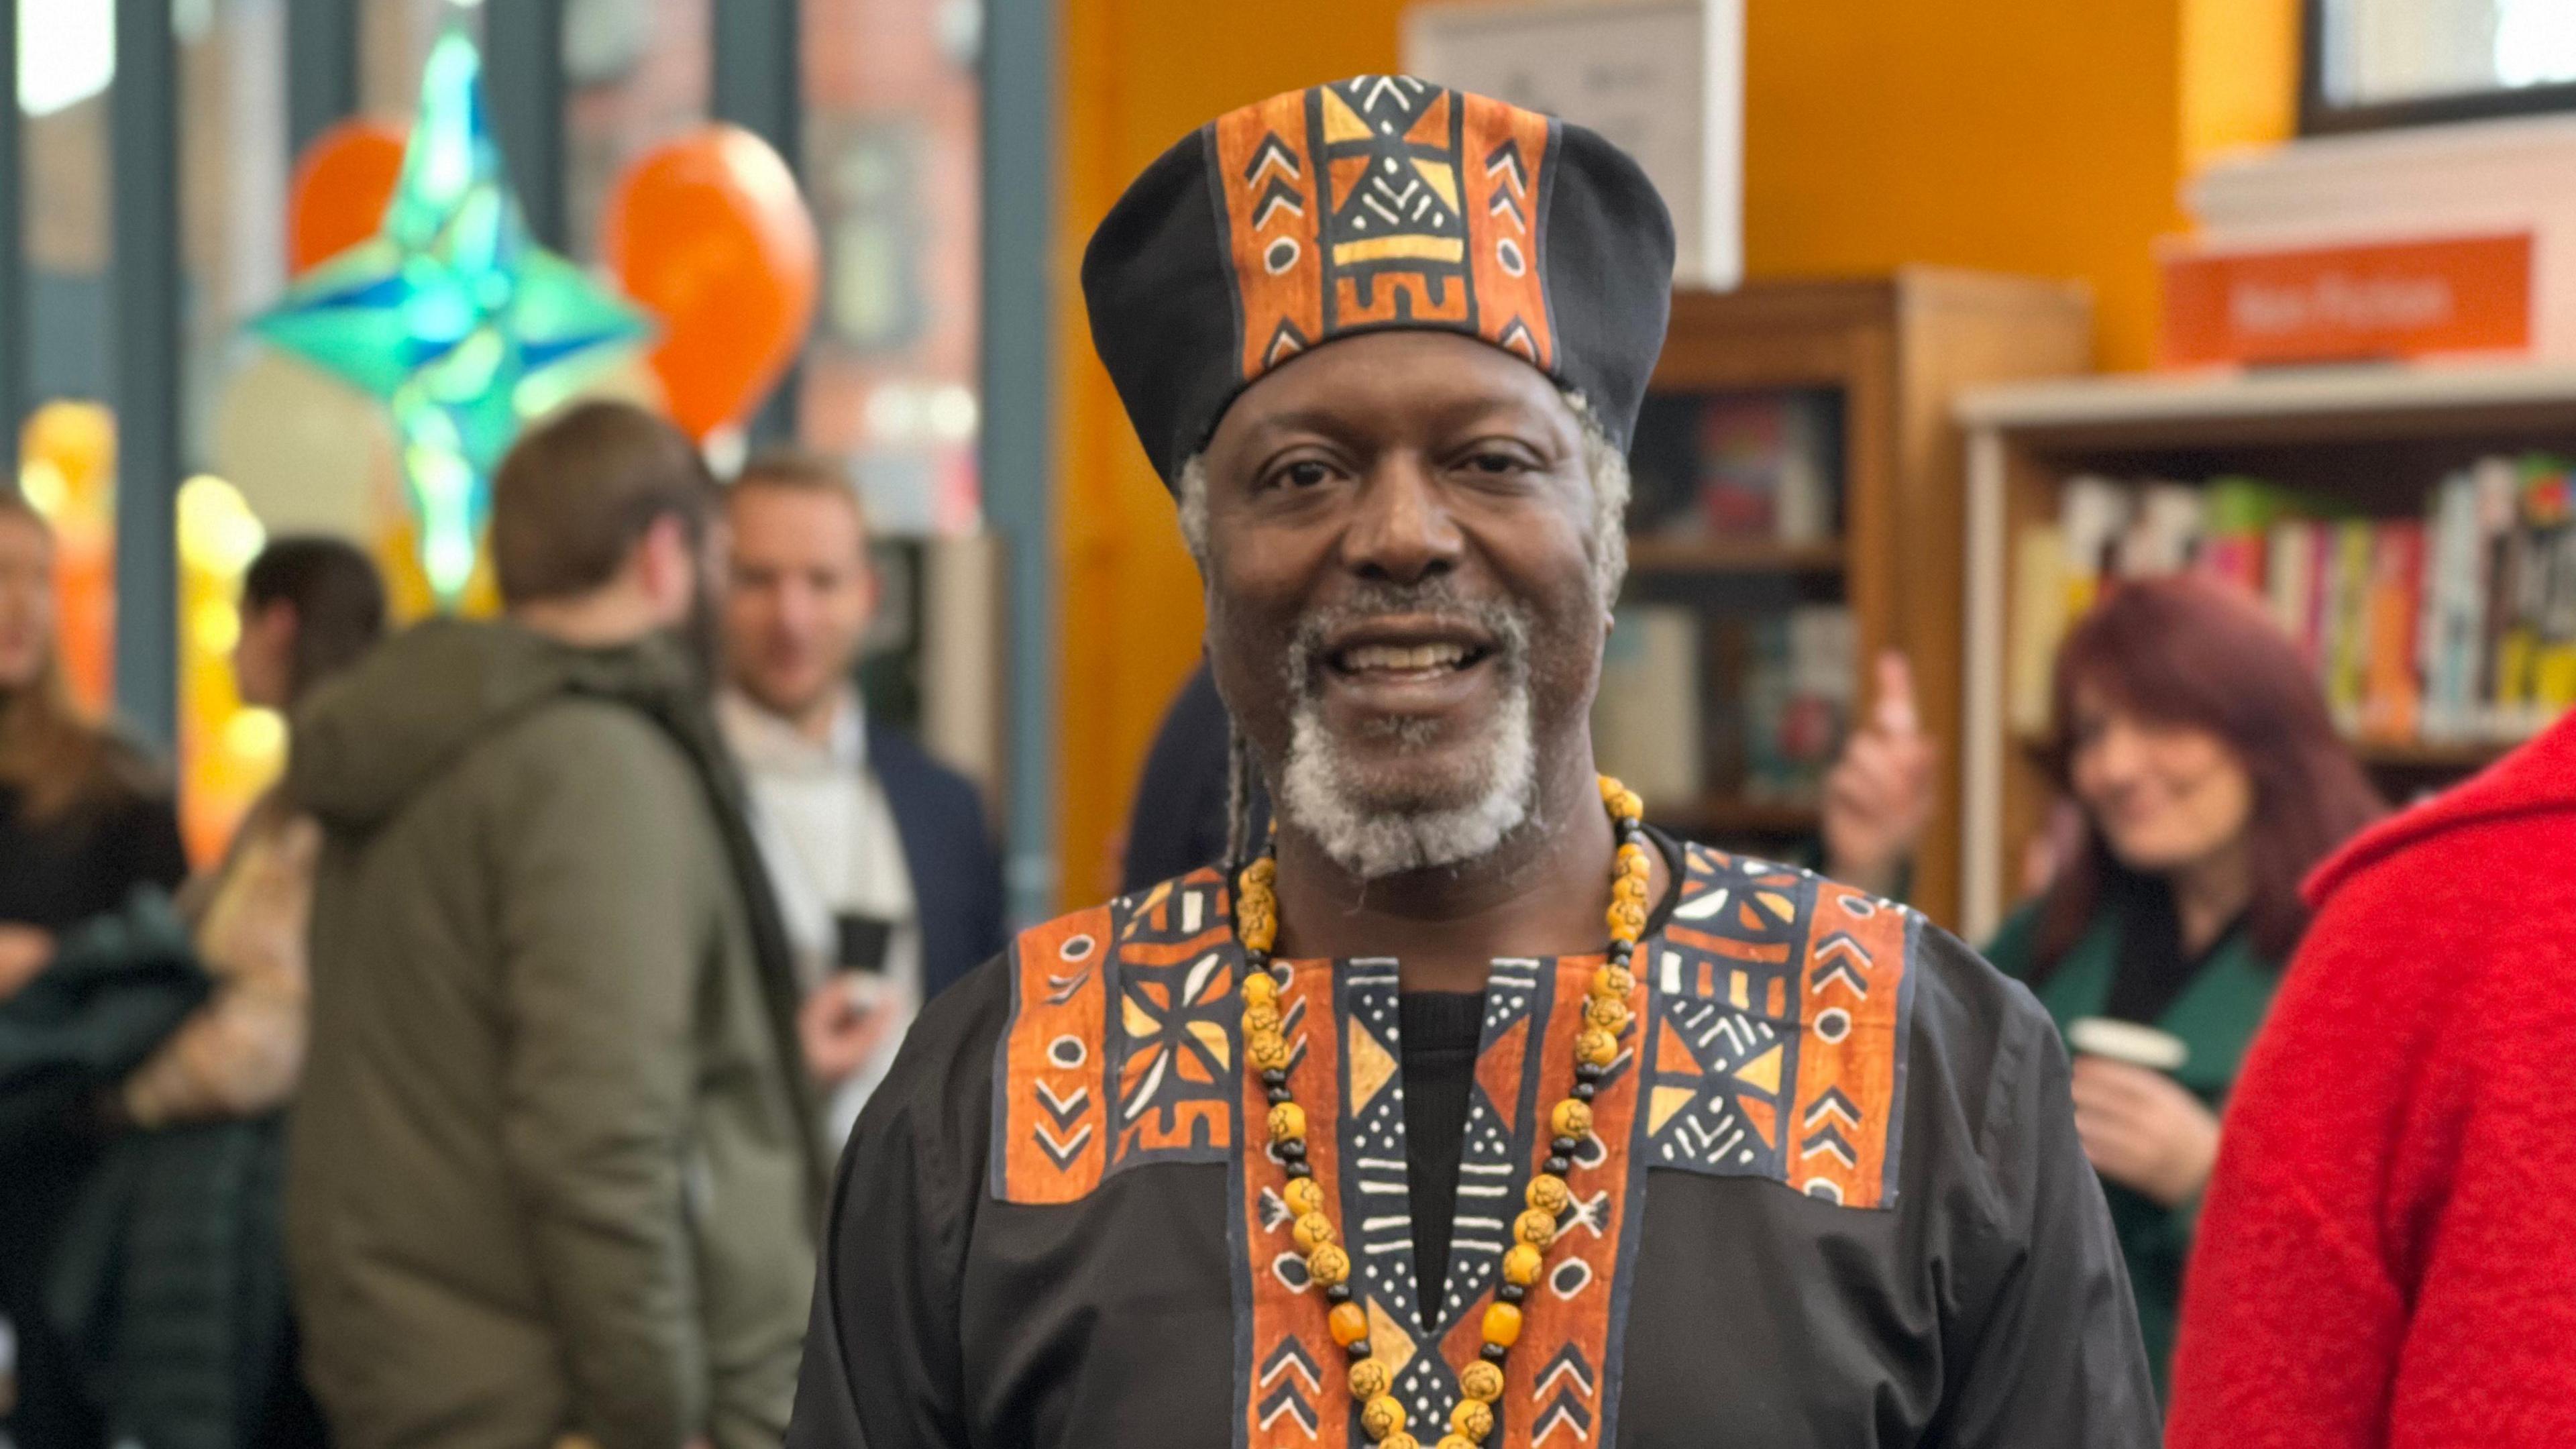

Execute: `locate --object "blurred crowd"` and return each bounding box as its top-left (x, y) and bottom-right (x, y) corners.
top-left (0, 397), bottom-right (2569, 1447)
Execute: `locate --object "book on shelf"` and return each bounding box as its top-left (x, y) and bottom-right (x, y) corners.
top-left (1739, 604), bottom-right (1854, 807)
top-left (1595, 605), bottom-right (1705, 805)
top-left (2012, 454), bottom-right (2576, 754)
top-left (1630, 391), bottom-right (1837, 547)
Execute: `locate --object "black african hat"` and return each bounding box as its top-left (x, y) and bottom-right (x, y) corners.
top-left (1083, 75), bottom-right (1676, 488)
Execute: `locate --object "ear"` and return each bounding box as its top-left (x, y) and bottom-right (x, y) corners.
top-left (636, 515), bottom-right (696, 606)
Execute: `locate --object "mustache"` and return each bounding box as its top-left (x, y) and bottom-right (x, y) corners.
top-left (1282, 578), bottom-right (1530, 696)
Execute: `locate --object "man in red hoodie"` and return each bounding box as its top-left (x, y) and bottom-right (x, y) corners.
top-left (2167, 708), bottom-right (2576, 1446)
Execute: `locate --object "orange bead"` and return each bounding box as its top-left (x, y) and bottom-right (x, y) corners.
top-left (1514, 1208), bottom-right (1559, 1250)
top-left (1597, 774), bottom-right (1625, 804)
top-left (1284, 1177), bottom-right (1326, 1217)
top-left (1243, 1002), bottom-right (1283, 1037)
top-left (1328, 1301), bottom-right (1370, 1346)
top-left (1525, 1173), bottom-right (1570, 1216)
top-left (1501, 1243), bottom-right (1545, 1287)
top-left (1458, 1359), bottom-right (1505, 1401)
top-left (1450, 1397), bottom-right (1495, 1440)
top-left (1574, 1026), bottom-right (1618, 1067)
top-left (1248, 1032), bottom-right (1292, 1072)
top-left (1550, 1098), bottom-right (1594, 1140)
top-left (1360, 1395), bottom-right (1407, 1439)
top-left (1267, 1101), bottom-right (1307, 1145)
top-left (1379, 1436), bottom-right (1419, 1449)
top-left (1293, 1211), bottom-right (1337, 1254)
top-left (1613, 873), bottom-right (1649, 906)
top-left (1436, 1438), bottom-right (1476, 1449)
top-left (1585, 996), bottom-right (1632, 1036)
top-left (1307, 1243), bottom-right (1351, 1288)
top-left (1591, 964), bottom-right (1635, 1000)
top-left (1241, 970), bottom-right (1279, 1007)
top-left (1348, 1357), bottom-right (1392, 1399)
top-left (1481, 1301), bottom-right (1524, 1348)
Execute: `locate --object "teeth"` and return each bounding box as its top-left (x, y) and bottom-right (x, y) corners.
top-left (1341, 643), bottom-right (1470, 672)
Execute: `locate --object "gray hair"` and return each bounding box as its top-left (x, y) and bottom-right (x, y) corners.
top-left (1173, 390), bottom-right (1630, 612)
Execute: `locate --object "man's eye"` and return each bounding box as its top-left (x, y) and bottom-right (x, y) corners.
top-left (1463, 451), bottom-right (1529, 476)
top-left (1279, 460), bottom-right (1332, 489)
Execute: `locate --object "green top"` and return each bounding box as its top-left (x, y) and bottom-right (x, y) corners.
top-left (1984, 898), bottom-right (2279, 1395)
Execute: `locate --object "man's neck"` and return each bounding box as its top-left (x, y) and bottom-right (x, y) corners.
top-left (511, 587), bottom-right (663, 649)
top-left (1266, 751), bottom-right (1666, 994)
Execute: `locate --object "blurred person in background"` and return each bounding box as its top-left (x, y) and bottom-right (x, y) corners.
top-left (2167, 692), bottom-right (2576, 1443)
top-left (717, 453), bottom-right (1004, 1144)
top-left (1825, 574), bottom-right (2383, 1389)
top-left (284, 401), bottom-right (820, 1449)
top-left (0, 490), bottom-right (189, 1448)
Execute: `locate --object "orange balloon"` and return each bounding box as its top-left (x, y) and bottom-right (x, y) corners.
top-left (289, 119), bottom-right (407, 275)
top-left (604, 125), bottom-right (820, 440)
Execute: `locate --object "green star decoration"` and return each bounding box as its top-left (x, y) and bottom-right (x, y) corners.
top-left (250, 25), bottom-right (651, 606)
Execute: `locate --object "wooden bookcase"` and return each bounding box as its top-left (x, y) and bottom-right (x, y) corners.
top-left (1621, 272), bottom-right (2092, 928)
top-left (1956, 361), bottom-right (2576, 941)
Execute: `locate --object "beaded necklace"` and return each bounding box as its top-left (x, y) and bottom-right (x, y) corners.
top-left (1235, 774), bottom-right (1652, 1449)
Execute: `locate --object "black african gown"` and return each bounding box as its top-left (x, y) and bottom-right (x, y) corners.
top-left (788, 837), bottom-right (2159, 1447)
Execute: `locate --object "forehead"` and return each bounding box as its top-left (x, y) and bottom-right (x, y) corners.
top-left (726, 484), bottom-right (865, 555)
top-left (1206, 331), bottom-right (1576, 455)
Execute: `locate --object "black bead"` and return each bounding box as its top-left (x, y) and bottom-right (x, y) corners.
top-left (1551, 1135), bottom-right (1579, 1156)
top-left (1261, 1068), bottom-right (1287, 1087)
top-left (1609, 940), bottom-right (1635, 961)
top-left (1285, 1160), bottom-right (1313, 1179)
top-left (1570, 1081), bottom-right (1597, 1102)
top-left (1326, 1283), bottom-right (1352, 1304)
top-left (1279, 1138), bottom-right (1307, 1161)
top-left (1266, 1086), bottom-right (1293, 1105)
top-left (1497, 1283), bottom-right (1525, 1304)
top-left (1348, 1340), bottom-right (1375, 1361)
top-left (1481, 1342), bottom-right (1511, 1363)
top-left (1545, 1156), bottom-right (1572, 1176)
top-left (1574, 1061), bottom-right (1605, 1083)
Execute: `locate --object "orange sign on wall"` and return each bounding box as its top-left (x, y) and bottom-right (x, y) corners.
top-left (2160, 232), bottom-right (2534, 368)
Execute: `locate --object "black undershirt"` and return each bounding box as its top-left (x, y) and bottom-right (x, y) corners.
top-left (2104, 873), bottom-right (2246, 1026)
top-left (1397, 989), bottom-right (1487, 1321)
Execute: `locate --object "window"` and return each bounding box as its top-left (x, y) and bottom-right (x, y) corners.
top-left (2306, 0), bottom-right (2576, 132)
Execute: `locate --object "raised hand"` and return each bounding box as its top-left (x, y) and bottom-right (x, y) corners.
top-left (1821, 651), bottom-right (1938, 899)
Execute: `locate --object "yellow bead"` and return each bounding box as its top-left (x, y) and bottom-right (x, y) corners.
top-left (1591, 964), bottom-right (1635, 1000)
top-left (1436, 1438), bottom-right (1476, 1449)
top-left (1458, 1358), bottom-right (1505, 1402)
top-left (1379, 1436), bottom-right (1419, 1449)
top-left (1362, 1395), bottom-right (1407, 1439)
top-left (1451, 1397), bottom-right (1495, 1441)
top-left (1241, 971), bottom-right (1279, 1007)
top-left (1613, 873), bottom-right (1650, 906)
top-left (1501, 1242), bottom-right (1545, 1287)
top-left (1307, 1242), bottom-right (1350, 1287)
top-left (1243, 1003), bottom-right (1283, 1038)
top-left (1611, 790), bottom-right (1644, 822)
top-left (1617, 841), bottom-right (1650, 871)
top-left (1585, 996), bottom-right (1632, 1036)
top-left (1328, 1300), bottom-right (1371, 1346)
top-left (1481, 1301), bottom-right (1524, 1348)
top-left (1574, 1026), bottom-right (1618, 1067)
top-left (1597, 774), bottom-right (1625, 804)
top-left (1267, 1101), bottom-right (1307, 1146)
top-left (1514, 1208), bottom-right (1559, 1250)
top-left (1285, 1177), bottom-right (1326, 1217)
top-left (1348, 1357), bottom-right (1392, 1399)
top-left (1550, 1098), bottom-right (1594, 1140)
top-left (1606, 900), bottom-right (1647, 939)
top-left (1243, 855), bottom-right (1277, 887)
top-left (1293, 1211), bottom-right (1336, 1254)
top-left (1241, 920), bottom-right (1277, 954)
top-left (1248, 1032), bottom-right (1292, 1072)
top-left (1525, 1173), bottom-right (1570, 1216)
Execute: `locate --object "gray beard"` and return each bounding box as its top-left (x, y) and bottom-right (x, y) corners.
top-left (1273, 585), bottom-right (1540, 881)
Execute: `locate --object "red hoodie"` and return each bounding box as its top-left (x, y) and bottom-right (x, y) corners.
top-left (2167, 710), bottom-right (2576, 1448)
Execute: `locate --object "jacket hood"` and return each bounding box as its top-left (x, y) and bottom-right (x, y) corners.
top-left (2306, 708), bottom-right (2576, 906)
top-left (287, 616), bottom-right (704, 830)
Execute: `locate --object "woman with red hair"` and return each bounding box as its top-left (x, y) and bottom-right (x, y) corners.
top-left (1825, 574), bottom-right (2384, 1390)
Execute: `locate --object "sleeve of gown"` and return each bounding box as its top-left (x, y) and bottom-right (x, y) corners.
top-left (789, 959), bottom-right (1000, 1449)
top-left (1935, 985), bottom-right (2163, 1447)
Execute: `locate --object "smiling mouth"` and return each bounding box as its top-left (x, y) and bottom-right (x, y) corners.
top-left (1325, 631), bottom-right (1496, 684)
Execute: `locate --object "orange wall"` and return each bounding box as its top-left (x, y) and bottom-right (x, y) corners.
top-left (1052, 0), bottom-right (2294, 907)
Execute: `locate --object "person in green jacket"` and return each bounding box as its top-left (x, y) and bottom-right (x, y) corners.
top-left (1824, 575), bottom-right (2383, 1389)
top-left (284, 402), bottom-right (824, 1449)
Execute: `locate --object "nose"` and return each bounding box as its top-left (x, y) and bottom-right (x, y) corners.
top-left (1342, 455), bottom-right (1462, 586)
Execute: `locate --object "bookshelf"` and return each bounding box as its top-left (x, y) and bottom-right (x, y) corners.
top-left (1597, 272), bottom-right (2093, 928)
top-left (1957, 360), bottom-right (2576, 941)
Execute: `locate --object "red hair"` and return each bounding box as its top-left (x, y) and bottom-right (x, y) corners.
top-left (2033, 575), bottom-right (2384, 972)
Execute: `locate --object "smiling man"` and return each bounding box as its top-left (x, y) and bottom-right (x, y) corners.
top-left (790, 78), bottom-right (2155, 1449)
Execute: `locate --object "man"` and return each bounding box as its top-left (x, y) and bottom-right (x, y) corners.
top-left (287, 401), bottom-right (820, 1449)
top-left (792, 80), bottom-right (2155, 1447)
top-left (717, 453), bottom-right (1006, 1141)
top-left (2167, 708), bottom-right (2576, 1446)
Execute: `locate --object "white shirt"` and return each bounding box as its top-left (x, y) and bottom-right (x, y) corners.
top-left (718, 686), bottom-right (920, 1146)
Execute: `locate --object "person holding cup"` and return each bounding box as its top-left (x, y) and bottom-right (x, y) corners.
top-left (1824, 574), bottom-right (2383, 1389)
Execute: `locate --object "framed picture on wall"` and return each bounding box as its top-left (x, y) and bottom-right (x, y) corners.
top-left (1403, 0), bottom-right (1743, 290)
top-left (2302, 0), bottom-right (2576, 133)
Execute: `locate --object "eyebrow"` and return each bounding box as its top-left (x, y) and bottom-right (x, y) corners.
top-left (1235, 396), bottom-right (1568, 448)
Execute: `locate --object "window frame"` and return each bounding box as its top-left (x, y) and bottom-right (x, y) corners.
top-left (2300, 0), bottom-right (2576, 135)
